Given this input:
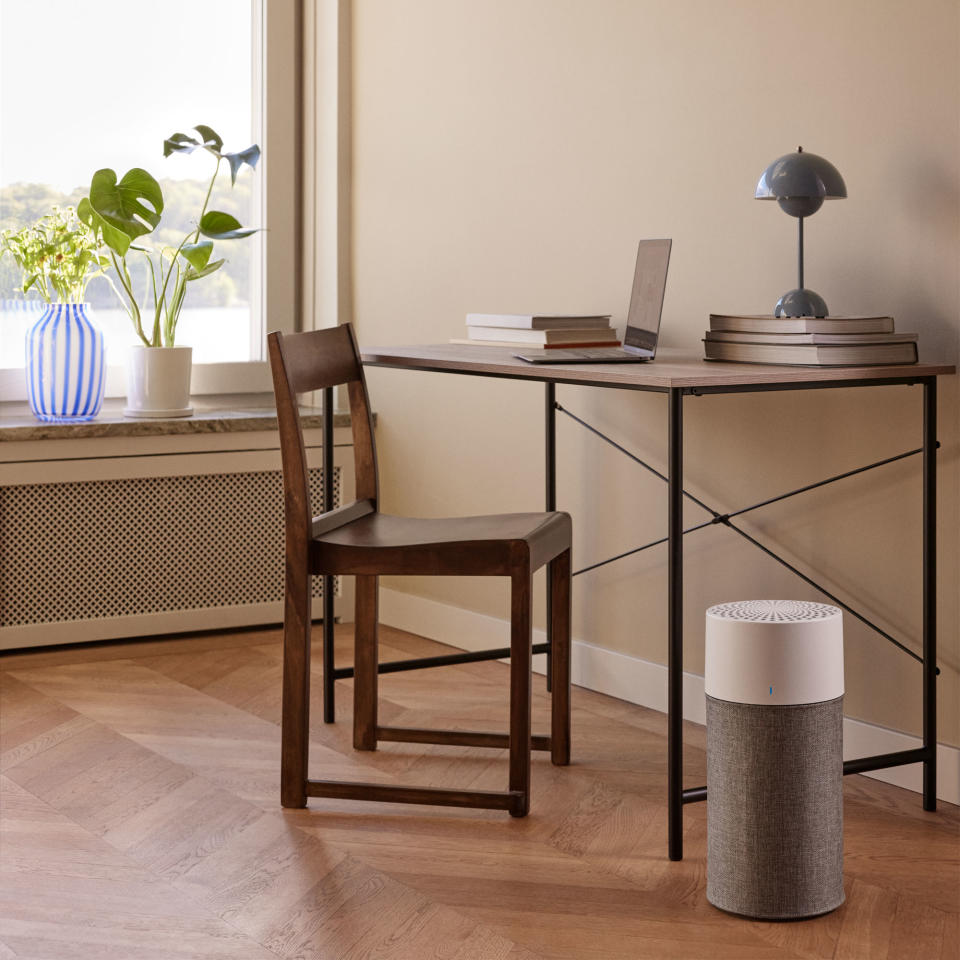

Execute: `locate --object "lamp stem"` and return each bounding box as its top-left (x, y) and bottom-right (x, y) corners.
top-left (798, 216), bottom-right (805, 290)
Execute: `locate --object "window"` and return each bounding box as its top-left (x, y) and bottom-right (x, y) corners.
top-left (0, 0), bottom-right (298, 397)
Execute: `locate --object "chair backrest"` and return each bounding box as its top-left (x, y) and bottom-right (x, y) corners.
top-left (269, 325), bottom-right (379, 546)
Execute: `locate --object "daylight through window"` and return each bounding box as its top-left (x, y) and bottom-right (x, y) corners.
top-left (0, 0), bottom-right (262, 371)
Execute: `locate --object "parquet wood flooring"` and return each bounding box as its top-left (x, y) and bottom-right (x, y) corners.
top-left (1, 624), bottom-right (957, 959)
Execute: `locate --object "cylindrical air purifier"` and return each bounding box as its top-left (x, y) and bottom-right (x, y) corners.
top-left (705, 599), bottom-right (845, 920)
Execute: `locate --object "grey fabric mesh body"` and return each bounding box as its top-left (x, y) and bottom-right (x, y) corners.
top-left (706, 695), bottom-right (844, 920)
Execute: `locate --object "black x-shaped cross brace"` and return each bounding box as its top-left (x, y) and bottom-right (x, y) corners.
top-left (556, 401), bottom-right (938, 674)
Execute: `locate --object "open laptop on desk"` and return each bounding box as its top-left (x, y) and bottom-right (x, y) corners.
top-left (516, 238), bottom-right (672, 363)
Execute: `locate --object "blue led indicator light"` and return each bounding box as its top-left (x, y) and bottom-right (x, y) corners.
top-left (769, 685), bottom-right (773, 696)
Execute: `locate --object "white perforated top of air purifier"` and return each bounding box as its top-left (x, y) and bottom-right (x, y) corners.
top-left (705, 600), bottom-right (844, 705)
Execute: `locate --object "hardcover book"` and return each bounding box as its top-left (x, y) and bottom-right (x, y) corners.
top-left (705, 330), bottom-right (917, 345)
top-left (703, 339), bottom-right (918, 366)
top-left (466, 313), bottom-right (612, 329)
top-left (467, 326), bottom-right (619, 345)
top-left (709, 314), bottom-right (895, 335)
top-left (450, 338), bottom-right (621, 349)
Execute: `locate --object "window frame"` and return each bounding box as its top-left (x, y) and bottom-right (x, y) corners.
top-left (302, 0), bottom-right (352, 337)
top-left (0, 0), bottom-right (301, 401)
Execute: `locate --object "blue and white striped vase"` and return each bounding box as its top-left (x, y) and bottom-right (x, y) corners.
top-left (25, 302), bottom-right (106, 422)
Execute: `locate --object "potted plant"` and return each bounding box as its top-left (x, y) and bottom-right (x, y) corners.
top-left (79, 124), bottom-right (259, 418)
top-left (0, 206), bottom-right (109, 422)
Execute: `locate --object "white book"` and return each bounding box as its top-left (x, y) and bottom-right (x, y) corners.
top-left (449, 337), bottom-right (621, 349)
top-left (467, 326), bottom-right (618, 344)
top-left (466, 313), bottom-right (612, 330)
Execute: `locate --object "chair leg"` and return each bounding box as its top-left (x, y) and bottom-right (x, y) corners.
top-left (508, 569), bottom-right (533, 817)
top-left (549, 549), bottom-right (572, 766)
top-left (281, 561), bottom-right (311, 808)
top-left (353, 574), bottom-right (379, 751)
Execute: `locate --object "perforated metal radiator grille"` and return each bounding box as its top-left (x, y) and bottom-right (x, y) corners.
top-left (0, 467), bottom-right (339, 627)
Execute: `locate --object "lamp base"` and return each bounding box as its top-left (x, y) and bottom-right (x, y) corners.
top-left (775, 288), bottom-right (829, 318)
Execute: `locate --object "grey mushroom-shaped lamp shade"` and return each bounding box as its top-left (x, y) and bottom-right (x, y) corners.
top-left (755, 149), bottom-right (847, 217)
top-left (755, 147), bottom-right (847, 317)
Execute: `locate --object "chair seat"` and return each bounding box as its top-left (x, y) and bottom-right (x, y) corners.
top-left (312, 511), bottom-right (571, 576)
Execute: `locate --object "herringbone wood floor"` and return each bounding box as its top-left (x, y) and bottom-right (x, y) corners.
top-left (0, 624), bottom-right (957, 959)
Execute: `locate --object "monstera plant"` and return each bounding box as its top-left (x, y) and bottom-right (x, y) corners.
top-left (77, 125), bottom-right (259, 418)
top-left (79, 124), bottom-right (260, 348)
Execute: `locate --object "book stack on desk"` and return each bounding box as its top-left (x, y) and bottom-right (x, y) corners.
top-left (703, 314), bottom-right (918, 366)
top-left (452, 313), bottom-right (620, 349)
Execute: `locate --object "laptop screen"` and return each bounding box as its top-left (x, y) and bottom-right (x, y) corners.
top-left (623, 239), bottom-right (672, 353)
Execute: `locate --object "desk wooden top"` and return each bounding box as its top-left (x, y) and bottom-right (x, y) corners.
top-left (361, 344), bottom-right (955, 392)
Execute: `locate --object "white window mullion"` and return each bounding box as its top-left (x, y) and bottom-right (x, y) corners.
top-left (262, 0), bottom-right (300, 345)
top-left (303, 0), bottom-right (352, 335)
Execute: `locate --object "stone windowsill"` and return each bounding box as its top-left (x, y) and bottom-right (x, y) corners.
top-left (0, 394), bottom-right (352, 442)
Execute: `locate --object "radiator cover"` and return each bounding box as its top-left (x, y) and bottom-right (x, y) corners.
top-left (1, 466), bottom-right (340, 643)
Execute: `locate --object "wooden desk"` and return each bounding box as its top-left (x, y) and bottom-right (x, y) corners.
top-left (361, 344), bottom-right (955, 860)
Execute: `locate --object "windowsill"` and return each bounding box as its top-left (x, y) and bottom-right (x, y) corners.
top-left (0, 395), bottom-right (352, 442)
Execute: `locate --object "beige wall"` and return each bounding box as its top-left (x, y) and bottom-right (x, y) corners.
top-left (350, 0), bottom-right (960, 745)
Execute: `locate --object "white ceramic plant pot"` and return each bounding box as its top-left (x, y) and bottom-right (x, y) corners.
top-left (124, 345), bottom-right (194, 418)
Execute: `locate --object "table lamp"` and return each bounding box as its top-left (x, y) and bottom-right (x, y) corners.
top-left (755, 147), bottom-right (847, 317)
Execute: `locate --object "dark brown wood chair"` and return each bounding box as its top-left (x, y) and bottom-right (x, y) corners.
top-left (269, 324), bottom-right (572, 816)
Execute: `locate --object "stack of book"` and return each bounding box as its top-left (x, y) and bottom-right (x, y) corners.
top-left (453, 313), bottom-right (619, 348)
top-left (703, 314), bottom-right (918, 366)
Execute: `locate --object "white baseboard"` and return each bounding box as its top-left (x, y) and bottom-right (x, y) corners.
top-left (379, 587), bottom-right (959, 806)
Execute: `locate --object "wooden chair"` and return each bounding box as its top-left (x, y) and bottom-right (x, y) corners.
top-left (269, 324), bottom-right (572, 816)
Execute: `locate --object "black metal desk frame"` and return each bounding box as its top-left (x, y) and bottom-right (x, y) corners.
top-left (545, 374), bottom-right (938, 861)
top-left (347, 354), bottom-right (940, 861)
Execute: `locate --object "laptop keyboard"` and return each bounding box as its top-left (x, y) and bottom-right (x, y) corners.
top-left (552, 348), bottom-right (634, 359)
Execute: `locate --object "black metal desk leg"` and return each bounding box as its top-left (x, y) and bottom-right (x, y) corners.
top-left (668, 388), bottom-right (684, 860)
top-left (545, 382), bottom-right (556, 692)
top-left (923, 378), bottom-right (937, 810)
top-left (322, 385), bottom-right (336, 724)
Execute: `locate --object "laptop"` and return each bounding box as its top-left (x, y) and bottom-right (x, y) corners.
top-left (515, 238), bottom-right (672, 363)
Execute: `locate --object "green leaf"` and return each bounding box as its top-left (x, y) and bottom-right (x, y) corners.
top-left (193, 124), bottom-right (224, 154)
top-left (180, 241), bottom-right (213, 271)
top-left (223, 145), bottom-right (260, 185)
top-left (78, 193), bottom-right (128, 256)
top-left (184, 258), bottom-right (225, 281)
top-left (163, 132), bottom-right (200, 157)
top-left (164, 126), bottom-right (224, 158)
top-left (198, 210), bottom-right (259, 240)
top-left (83, 168), bottom-right (163, 256)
